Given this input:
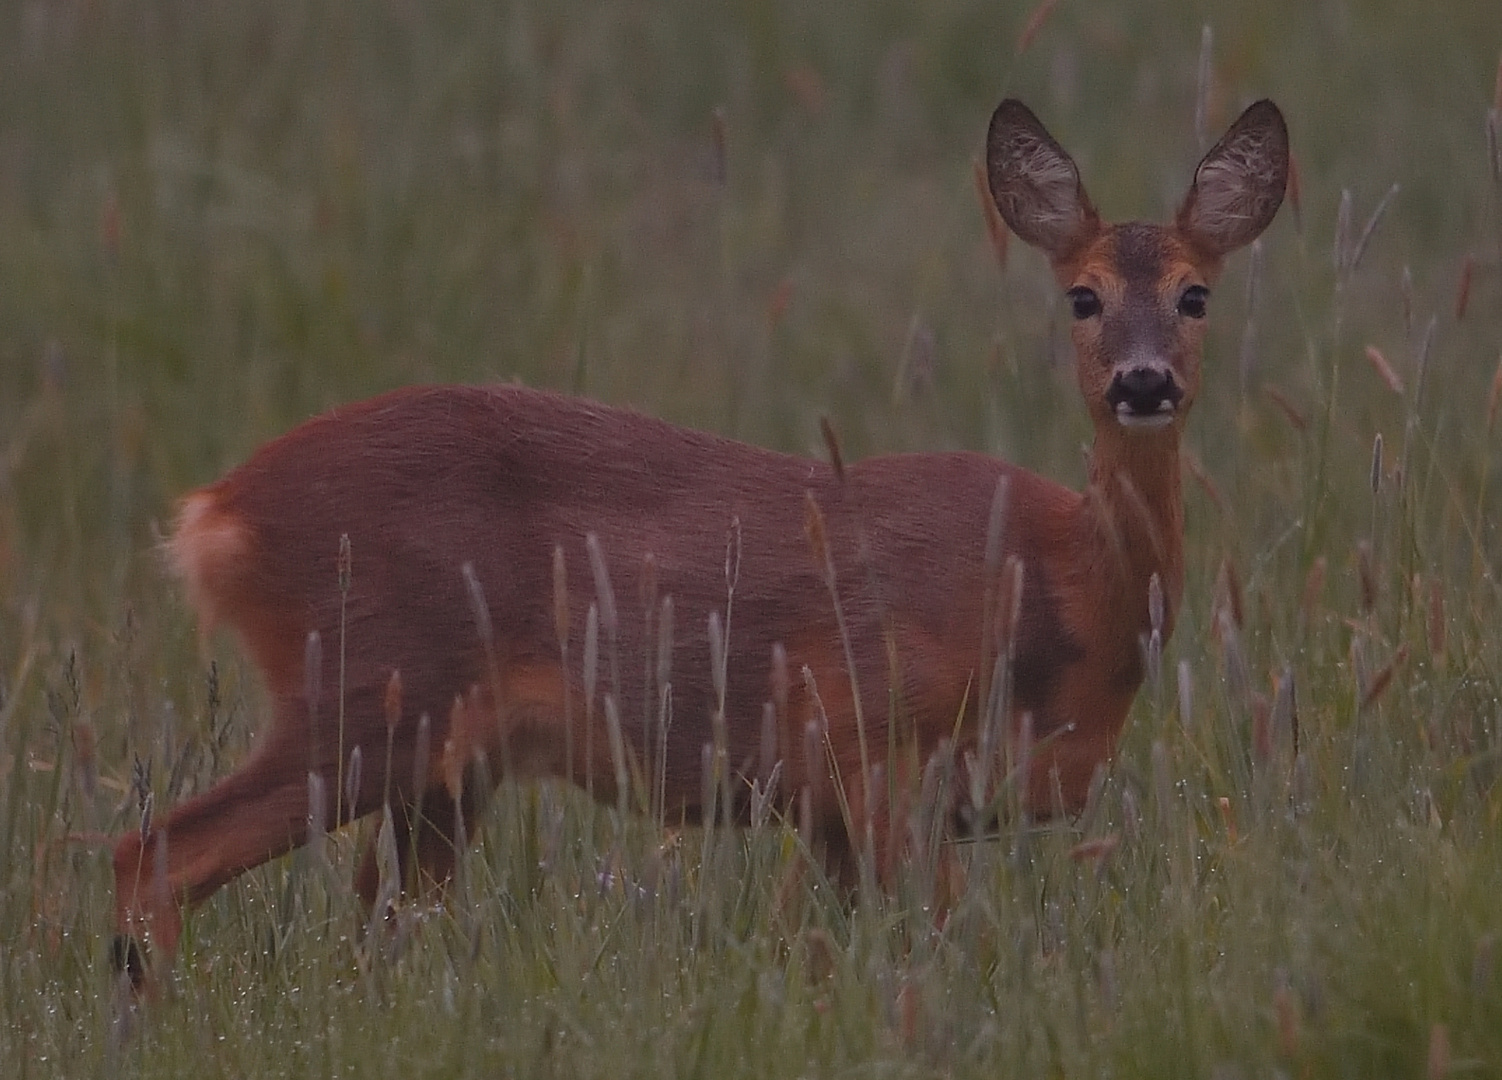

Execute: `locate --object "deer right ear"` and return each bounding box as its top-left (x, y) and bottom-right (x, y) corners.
top-left (1176, 99), bottom-right (1289, 258)
top-left (986, 99), bottom-right (1100, 260)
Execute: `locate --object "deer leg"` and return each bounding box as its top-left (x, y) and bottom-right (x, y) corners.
top-left (111, 734), bottom-right (310, 984)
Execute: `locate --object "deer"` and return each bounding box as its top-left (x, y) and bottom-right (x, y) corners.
top-left (110, 97), bottom-right (1287, 988)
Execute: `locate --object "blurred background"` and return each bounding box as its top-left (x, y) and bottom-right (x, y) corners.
top-left (1, 2), bottom-right (1496, 617)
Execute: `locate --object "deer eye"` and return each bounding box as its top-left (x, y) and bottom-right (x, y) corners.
top-left (1067, 287), bottom-right (1102, 320)
top-left (1177, 285), bottom-right (1209, 319)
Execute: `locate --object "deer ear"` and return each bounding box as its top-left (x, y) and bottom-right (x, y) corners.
top-left (986, 99), bottom-right (1100, 261)
top-left (1177, 99), bottom-right (1289, 257)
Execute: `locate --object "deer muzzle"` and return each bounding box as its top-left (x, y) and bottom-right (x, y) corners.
top-left (1105, 365), bottom-right (1183, 429)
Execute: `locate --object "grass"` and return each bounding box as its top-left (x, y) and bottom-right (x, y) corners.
top-left (3, 0), bottom-right (1502, 1075)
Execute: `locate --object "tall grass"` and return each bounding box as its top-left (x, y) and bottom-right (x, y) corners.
top-left (2, 1), bottom-right (1501, 1076)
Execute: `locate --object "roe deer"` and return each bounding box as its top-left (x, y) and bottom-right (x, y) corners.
top-left (112, 98), bottom-right (1287, 985)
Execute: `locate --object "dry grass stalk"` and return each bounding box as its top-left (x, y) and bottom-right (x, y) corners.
top-left (896, 976), bottom-right (921, 1048)
top-left (1067, 833), bottom-right (1119, 864)
top-left (1250, 691), bottom-right (1273, 765)
top-left (1413, 315), bottom-right (1437, 402)
top-left (306, 770), bottom-right (328, 868)
top-left (1273, 975), bottom-right (1300, 1059)
top-left (766, 276), bottom-right (794, 327)
top-left (382, 669), bottom-right (402, 810)
top-left (710, 106), bottom-right (728, 187)
top-left (442, 698), bottom-right (468, 804)
top-left (72, 720), bottom-right (97, 801)
top-left (1428, 1022), bottom-right (1450, 1080)
top-left (304, 628), bottom-right (322, 727)
top-left (1370, 432), bottom-right (1384, 496)
top-left (1359, 644), bottom-right (1408, 712)
top-left (1150, 740), bottom-right (1172, 829)
top-left (1487, 354), bottom-right (1502, 430)
top-left (1401, 265), bottom-right (1414, 335)
top-left (1489, 55), bottom-right (1502, 182)
top-left (803, 491), bottom-right (830, 572)
top-left (1216, 557), bottom-right (1246, 631)
top-left (1217, 795), bottom-right (1237, 844)
top-left (1194, 24), bottom-right (1214, 149)
top-left (1427, 577), bottom-right (1447, 660)
top-left (1301, 556), bottom-right (1326, 626)
top-left (972, 156), bottom-right (1009, 269)
top-left (1264, 385), bottom-right (1307, 431)
top-left (1356, 540), bottom-right (1377, 615)
top-left (819, 416), bottom-right (845, 482)
top-left (1177, 659), bottom-right (1193, 729)
top-left (1286, 152), bottom-right (1303, 231)
top-left (1363, 345), bottom-right (1405, 395)
top-left (784, 65), bottom-right (826, 116)
top-left (1015, 0), bottom-right (1062, 54)
top-left (759, 702), bottom-right (778, 783)
top-left (1217, 609), bottom-right (1250, 707)
top-left (1455, 254), bottom-right (1474, 320)
top-left (345, 745), bottom-right (362, 821)
top-left (1333, 189), bottom-right (1352, 272)
top-left (411, 712), bottom-right (431, 818)
top-left (1184, 450), bottom-right (1226, 516)
top-left (1271, 667), bottom-right (1298, 757)
top-left (604, 694), bottom-right (630, 817)
top-left (1349, 183), bottom-right (1400, 274)
top-left (1239, 240), bottom-right (1264, 385)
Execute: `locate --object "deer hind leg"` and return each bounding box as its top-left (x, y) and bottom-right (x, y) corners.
top-left (111, 730), bottom-right (312, 986)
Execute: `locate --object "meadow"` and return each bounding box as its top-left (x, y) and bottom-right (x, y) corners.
top-left (2, 1), bottom-right (1501, 1075)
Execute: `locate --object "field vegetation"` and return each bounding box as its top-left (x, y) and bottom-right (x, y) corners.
top-left (2, 1), bottom-right (1501, 1075)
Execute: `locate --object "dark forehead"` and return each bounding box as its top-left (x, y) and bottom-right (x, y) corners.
top-left (1107, 223), bottom-right (1174, 284)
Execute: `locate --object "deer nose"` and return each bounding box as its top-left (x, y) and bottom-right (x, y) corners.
top-left (1105, 366), bottom-right (1183, 429)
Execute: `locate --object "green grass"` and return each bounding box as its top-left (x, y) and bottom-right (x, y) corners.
top-left (3, 0), bottom-right (1502, 1075)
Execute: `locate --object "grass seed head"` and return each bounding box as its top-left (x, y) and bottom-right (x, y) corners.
top-left (338, 532), bottom-right (351, 595)
top-left (384, 669), bottom-right (402, 735)
top-left (586, 533), bottom-right (618, 639)
top-left (462, 561), bottom-right (493, 650)
top-left (1363, 345), bottom-right (1405, 395)
top-left (1177, 659), bottom-right (1193, 729)
top-left (1016, 0), bottom-right (1062, 54)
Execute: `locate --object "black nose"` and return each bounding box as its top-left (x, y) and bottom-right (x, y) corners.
top-left (1105, 366), bottom-right (1183, 417)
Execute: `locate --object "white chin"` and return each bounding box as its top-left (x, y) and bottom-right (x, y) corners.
top-left (1115, 409), bottom-right (1175, 430)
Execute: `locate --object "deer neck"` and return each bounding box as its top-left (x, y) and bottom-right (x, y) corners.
top-left (1079, 425), bottom-right (1185, 642)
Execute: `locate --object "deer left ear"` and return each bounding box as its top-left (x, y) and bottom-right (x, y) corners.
top-left (1176, 99), bottom-right (1289, 258)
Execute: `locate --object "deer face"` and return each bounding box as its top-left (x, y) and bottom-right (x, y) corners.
top-left (1064, 223), bottom-right (1209, 433)
top-left (985, 98), bottom-right (1289, 436)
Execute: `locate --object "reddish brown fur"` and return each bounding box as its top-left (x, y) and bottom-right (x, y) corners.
top-left (112, 99), bottom-right (1288, 984)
